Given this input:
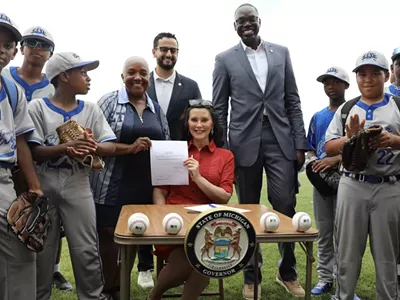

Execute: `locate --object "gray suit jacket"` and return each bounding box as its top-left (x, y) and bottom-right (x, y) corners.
top-left (148, 71), bottom-right (202, 140)
top-left (212, 41), bottom-right (307, 167)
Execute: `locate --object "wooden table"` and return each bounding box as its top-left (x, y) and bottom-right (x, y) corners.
top-left (114, 204), bottom-right (318, 299)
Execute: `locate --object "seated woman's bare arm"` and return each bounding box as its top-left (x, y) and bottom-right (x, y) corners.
top-left (193, 177), bottom-right (231, 204)
top-left (186, 154), bottom-right (234, 204)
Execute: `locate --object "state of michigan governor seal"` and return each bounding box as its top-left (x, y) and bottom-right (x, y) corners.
top-left (185, 208), bottom-right (256, 279)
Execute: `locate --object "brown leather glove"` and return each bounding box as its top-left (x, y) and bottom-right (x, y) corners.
top-left (5, 192), bottom-right (51, 253)
top-left (56, 119), bottom-right (105, 170)
top-left (342, 125), bottom-right (382, 172)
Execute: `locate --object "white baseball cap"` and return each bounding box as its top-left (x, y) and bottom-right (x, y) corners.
top-left (316, 66), bottom-right (350, 85)
top-left (0, 13), bottom-right (22, 41)
top-left (46, 52), bottom-right (99, 82)
top-left (21, 26), bottom-right (54, 48)
top-left (391, 46), bottom-right (400, 62)
top-left (353, 50), bottom-right (389, 72)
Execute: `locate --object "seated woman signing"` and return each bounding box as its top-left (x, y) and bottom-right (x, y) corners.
top-left (148, 100), bottom-right (235, 300)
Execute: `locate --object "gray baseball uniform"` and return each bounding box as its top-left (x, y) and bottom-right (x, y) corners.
top-left (312, 189), bottom-right (337, 282)
top-left (0, 81), bottom-right (37, 300)
top-left (386, 84), bottom-right (400, 279)
top-left (2, 67), bottom-right (54, 102)
top-left (27, 97), bottom-right (116, 300)
top-left (326, 93), bottom-right (400, 300)
top-left (307, 107), bottom-right (339, 285)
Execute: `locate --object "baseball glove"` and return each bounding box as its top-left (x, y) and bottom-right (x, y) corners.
top-left (306, 159), bottom-right (341, 196)
top-left (56, 119), bottom-right (105, 170)
top-left (342, 125), bottom-right (382, 172)
top-left (5, 192), bottom-right (51, 253)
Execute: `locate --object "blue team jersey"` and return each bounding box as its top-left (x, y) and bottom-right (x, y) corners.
top-left (2, 67), bottom-right (54, 101)
top-left (307, 107), bottom-right (335, 159)
top-left (388, 84), bottom-right (400, 97)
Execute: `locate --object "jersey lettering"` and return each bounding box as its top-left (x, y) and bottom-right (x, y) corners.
top-left (0, 130), bottom-right (16, 150)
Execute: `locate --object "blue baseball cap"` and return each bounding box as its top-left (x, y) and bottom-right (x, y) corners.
top-left (391, 47), bottom-right (400, 62)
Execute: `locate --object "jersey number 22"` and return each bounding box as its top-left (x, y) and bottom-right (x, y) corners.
top-left (377, 149), bottom-right (394, 165)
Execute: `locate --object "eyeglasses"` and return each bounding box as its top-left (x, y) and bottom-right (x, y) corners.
top-left (156, 47), bottom-right (179, 54)
top-left (23, 39), bottom-right (54, 52)
top-left (235, 16), bottom-right (259, 26)
top-left (189, 99), bottom-right (213, 107)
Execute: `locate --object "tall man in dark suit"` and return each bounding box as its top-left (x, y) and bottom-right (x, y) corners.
top-left (212, 4), bottom-right (308, 299)
top-left (147, 32), bottom-right (202, 140)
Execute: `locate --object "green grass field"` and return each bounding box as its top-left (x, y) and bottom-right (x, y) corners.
top-left (51, 173), bottom-right (377, 299)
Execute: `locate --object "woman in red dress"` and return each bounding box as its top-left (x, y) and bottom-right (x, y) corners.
top-left (148, 100), bottom-right (235, 300)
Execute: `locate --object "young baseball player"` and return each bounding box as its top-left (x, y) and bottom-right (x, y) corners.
top-left (0, 13), bottom-right (44, 300)
top-left (307, 67), bottom-right (355, 297)
top-left (325, 50), bottom-right (400, 300)
top-left (386, 46), bottom-right (400, 285)
top-left (386, 47), bottom-right (400, 97)
top-left (2, 25), bottom-right (72, 292)
top-left (27, 52), bottom-right (117, 300)
top-left (1, 26), bottom-right (55, 101)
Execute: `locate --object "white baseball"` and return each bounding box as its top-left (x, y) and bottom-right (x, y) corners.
top-left (131, 212), bottom-right (149, 224)
top-left (162, 213), bottom-right (183, 235)
top-left (292, 212), bottom-right (312, 232)
top-left (260, 212), bottom-right (280, 232)
top-left (128, 213), bottom-right (150, 235)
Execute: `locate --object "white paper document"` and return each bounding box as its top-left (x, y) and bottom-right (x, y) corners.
top-left (150, 140), bottom-right (189, 186)
top-left (184, 204), bottom-right (251, 213)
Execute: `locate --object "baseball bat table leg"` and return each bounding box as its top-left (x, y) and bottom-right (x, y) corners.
top-left (219, 278), bottom-right (224, 300)
top-left (253, 243), bottom-right (259, 300)
top-left (305, 241), bottom-right (314, 300)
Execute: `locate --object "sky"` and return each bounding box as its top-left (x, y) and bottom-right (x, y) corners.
top-left (2, 0), bottom-right (398, 129)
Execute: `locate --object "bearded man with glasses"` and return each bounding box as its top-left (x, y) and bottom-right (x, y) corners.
top-left (147, 32), bottom-right (202, 141)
